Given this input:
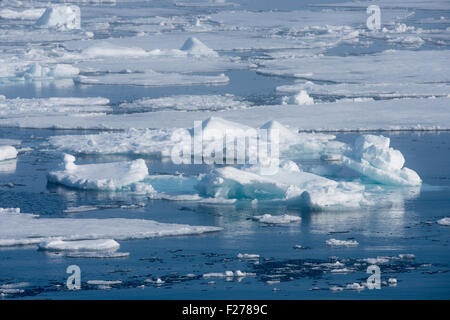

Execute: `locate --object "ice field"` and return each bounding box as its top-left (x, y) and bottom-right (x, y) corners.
top-left (0, 0), bottom-right (449, 299)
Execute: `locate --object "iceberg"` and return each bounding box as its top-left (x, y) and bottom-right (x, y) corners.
top-left (342, 135), bottom-right (422, 186)
top-left (47, 154), bottom-right (149, 190)
top-left (0, 208), bottom-right (221, 247)
top-left (0, 146), bottom-right (18, 161)
top-left (36, 5), bottom-right (81, 30)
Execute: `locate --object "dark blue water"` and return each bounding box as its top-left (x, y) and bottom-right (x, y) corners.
top-left (1, 129), bottom-right (449, 299)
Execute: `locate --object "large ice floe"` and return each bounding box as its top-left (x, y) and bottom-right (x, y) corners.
top-left (35, 5), bottom-right (81, 31)
top-left (0, 208), bottom-right (221, 247)
top-left (0, 96), bottom-right (111, 118)
top-left (47, 154), bottom-right (149, 190)
top-left (0, 145), bottom-right (18, 162)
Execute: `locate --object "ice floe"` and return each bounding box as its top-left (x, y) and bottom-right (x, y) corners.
top-left (342, 135), bottom-right (422, 186)
top-left (118, 94), bottom-right (249, 112)
top-left (36, 5), bottom-right (81, 30)
top-left (437, 218), bottom-right (450, 226)
top-left (38, 239), bottom-right (120, 252)
top-left (0, 208), bottom-right (221, 247)
top-left (0, 96), bottom-right (111, 118)
top-left (326, 238), bottom-right (359, 247)
top-left (47, 154), bottom-right (149, 190)
top-left (0, 146), bottom-right (18, 161)
top-left (252, 214), bottom-right (301, 224)
top-left (180, 37), bottom-right (219, 57)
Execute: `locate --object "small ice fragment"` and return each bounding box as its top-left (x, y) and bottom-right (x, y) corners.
top-left (87, 280), bottom-right (122, 286)
top-left (326, 238), bottom-right (359, 247)
top-left (398, 254), bottom-right (415, 259)
top-left (346, 283), bottom-right (365, 290)
top-left (39, 239), bottom-right (120, 252)
top-left (237, 253), bottom-right (260, 260)
top-left (437, 217), bottom-right (450, 226)
top-left (252, 214), bottom-right (301, 224)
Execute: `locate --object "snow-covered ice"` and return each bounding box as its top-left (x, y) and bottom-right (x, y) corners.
top-left (38, 239), bottom-right (120, 252)
top-left (36, 5), bottom-right (81, 30)
top-left (252, 214), bottom-right (301, 224)
top-left (47, 154), bottom-right (149, 191)
top-left (437, 218), bottom-right (450, 226)
top-left (0, 146), bottom-right (18, 161)
top-left (326, 238), bottom-right (359, 247)
top-left (0, 208), bottom-right (221, 247)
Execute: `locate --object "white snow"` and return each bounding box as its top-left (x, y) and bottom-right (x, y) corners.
top-left (38, 239), bottom-right (120, 252)
top-left (437, 218), bottom-right (450, 226)
top-left (0, 208), bottom-right (221, 247)
top-left (283, 91), bottom-right (314, 106)
top-left (0, 8), bottom-right (45, 19)
top-left (118, 94), bottom-right (249, 112)
top-left (252, 214), bottom-right (301, 224)
top-left (4, 97), bottom-right (448, 131)
top-left (180, 37), bottom-right (218, 57)
top-left (326, 238), bottom-right (359, 247)
top-left (36, 5), bottom-right (81, 30)
top-left (47, 154), bottom-right (149, 191)
top-left (237, 253), bottom-right (260, 259)
top-left (82, 41), bottom-right (149, 58)
top-left (0, 146), bottom-right (18, 161)
top-left (0, 96), bottom-right (110, 118)
top-left (342, 135), bottom-right (422, 186)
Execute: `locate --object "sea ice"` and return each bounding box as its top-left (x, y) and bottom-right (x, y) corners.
top-left (47, 154), bottom-right (149, 190)
top-left (252, 214), bottom-right (301, 224)
top-left (0, 146), bottom-right (18, 161)
top-left (342, 135), bottom-right (422, 186)
top-left (180, 37), bottom-right (219, 57)
top-left (326, 238), bottom-right (359, 246)
top-left (0, 208), bottom-right (221, 247)
top-left (38, 239), bottom-right (120, 252)
top-left (437, 218), bottom-right (450, 226)
top-left (36, 5), bottom-right (81, 30)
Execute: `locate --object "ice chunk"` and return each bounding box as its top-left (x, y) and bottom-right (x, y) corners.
top-left (36, 5), bottom-right (81, 30)
top-left (47, 154), bottom-right (149, 190)
top-left (326, 238), bottom-right (359, 246)
top-left (342, 135), bottom-right (421, 186)
top-left (283, 91), bottom-right (314, 105)
top-left (14, 63), bottom-right (79, 81)
top-left (252, 214), bottom-right (301, 224)
top-left (196, 165), bottom-right (366, 209)
top-left (39, 239), bottom-right (120, 252)
top-left (0, 146), bottom-right (18, 161)
top-left (180, 37), bottom-right (218, 57)
top-left (237, 253), bottom-right (260, 259)
top-left (437, 217), bottom-right (450, 226)
top-left (0, 208), bottom-right (221, 247)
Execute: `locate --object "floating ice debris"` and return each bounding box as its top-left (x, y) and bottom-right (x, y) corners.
top-left (346, 283), bottom-right (365, 290)
top-left (47, 154), bottom-right (149, 191)
top-left (329, 286), bottom-right (344, 292)
top-left (388, 278), bottom-right (398, 286)
top-left (330, 268), bottom-right (354, 273)
top-left (0, 146), bottom-right (18, 161)
top-left (180, 37), bottom-right (218, 57)
top-left (63, 206), bottom-right (102, 213)
top-left (252, 214), bottom-right (301, 224)
top-left (398, 254), bottom-right (415, 259)
top-left (203, 271), bottom-right (255, 278)
top-left (0, 208), bottom-right (221, 246)
top-left (362, 257), bottom-right (390, 264)
top-left (87, 280), bottom-right (122, 286)
top-left (66, 251), bottom-right (130, 259)
top-left (13, 63), bottom-right (79, 82)
top-left (38, 239), bottom-right (120, 252)
top-left (342, 135), bottom-right (422, 186)
top-left (437, 217), bottom-right (450, 226)
top-left (282, 90), bottom-right (314, 106)
top-left (326, 239), bottom-right (359, 247)
top-left (237, 253), bottom-right (260, 259)
top-left (36, 5), bottom-right (81, 30)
